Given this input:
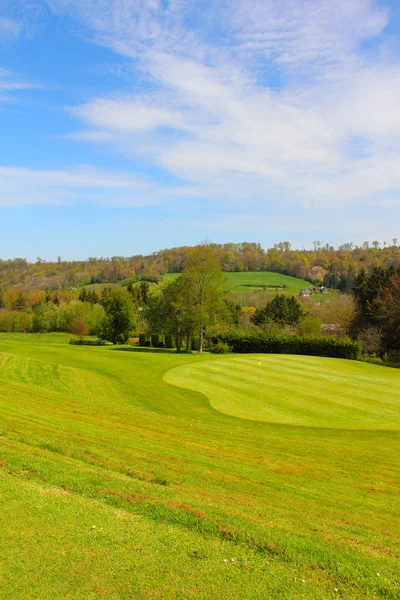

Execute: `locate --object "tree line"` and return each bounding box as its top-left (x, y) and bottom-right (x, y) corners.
top-left (1, 240), bottom-right (400, 292)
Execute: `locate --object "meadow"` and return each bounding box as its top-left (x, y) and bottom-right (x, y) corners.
top-left (83, 271), bottom-right (317, 308)
top-left (0, 333), bottom-right (399, 599)
top-left (161, 271), bottom-right (314, 307)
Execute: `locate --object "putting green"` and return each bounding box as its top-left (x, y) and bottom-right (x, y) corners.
top-left (165, 354), bottom-right (400, 429)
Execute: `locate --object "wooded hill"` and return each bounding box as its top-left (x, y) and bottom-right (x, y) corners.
top-left (1, 241), bottom-right (400, 292)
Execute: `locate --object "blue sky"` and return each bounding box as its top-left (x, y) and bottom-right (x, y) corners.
top-left (1, 0), bottom-right (400, 260)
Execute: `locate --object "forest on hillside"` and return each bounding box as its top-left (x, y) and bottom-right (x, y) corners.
top-left (1, 240), bottom-right (400, 292)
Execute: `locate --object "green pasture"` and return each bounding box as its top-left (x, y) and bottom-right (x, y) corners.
top-left (0, 334), bottom-right (399, 599)
top-left (160, 271), bottom-right (314, 307)
top-left (83, 271), bottom-right (314, 307)
top-left (224, 271), bottom-right (311, 292)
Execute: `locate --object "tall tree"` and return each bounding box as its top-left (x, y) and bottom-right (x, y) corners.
top-left (146, 277), bottom-right (198, 352)
top-left (13, 291), bottom-right (27, 312)
top-left (180, 246), bottom-right (229, 353)
top-left (372, 274), bottom-right (400, 349)
top-left (100, 288), bottom-right (136, 345)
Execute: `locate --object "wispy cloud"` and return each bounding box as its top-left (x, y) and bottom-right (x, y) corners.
top-left (230, 0), bottom-right (388, 70)
top-left (0, 16), bottom-right (21, 40)
top-left (3, 0), bottom-right (400, 243)
top-left (0, 165), bottom-right (159, 207)
top-left (0, 68), bottom-right (37, 94)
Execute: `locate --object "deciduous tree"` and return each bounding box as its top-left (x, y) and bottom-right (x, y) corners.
top-left (72, 319), bottom-right (89, 340)
top-left (100, 288), bottom-right (136, 345)
top-left (180, 246), bottom-right (229, 353)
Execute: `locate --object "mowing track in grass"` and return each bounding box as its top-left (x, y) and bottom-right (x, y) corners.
top-left (0, 334), bottom-right (399, 599)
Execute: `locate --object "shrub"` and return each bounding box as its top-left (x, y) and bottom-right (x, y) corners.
top-left (69, 339), bottom-right (110, 346)
top-left (151, 333), bottom-right (160, 347)
top-left (165, 334), bottom-right (174, 348)
top-left (71, 319), bottom-right (89, 339)
top-left (138, 333), bottom-right (147, 346)
top-left (210, 341), bottom-right (231, 354)
top-left (299, 315), bottom-right (322, 337)
top-left (357, 327), bottom-right (382, 355)
top-left (212, 332), bottom-right (360, 360)
top-left (0, 311), bottom-right (32, 333)
top-left (359, 353), bottom-right (384, 365)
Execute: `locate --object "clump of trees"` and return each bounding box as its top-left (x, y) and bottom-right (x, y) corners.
top-left (100, 288), bottom-right (136, 345)
top-left (146, 246), bottom-right (232, 352)
top-left (353, 266), bottom-right (400, 352)
top-left (251, 294), bottom-right (303, 327)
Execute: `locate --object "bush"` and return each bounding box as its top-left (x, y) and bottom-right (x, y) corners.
top-left (357, 327), bottom-right (382, 355)
top-left (138, 335), bottom-right (151, 347)
top-left (69, 339), bottom-right (110, 346)
top-left (210, 341), bottom-right (231, 354)
top-left (359, 353), bottom-right (384, 365)
top-left (299, 315), bottom-right (322, 337)
top-left (151, 333), bottom-right (161, 347)
top-left (71, 319), bottom-right (89, 339)
top-left (165, 334), bottom-right (174, 348)
top-left (212, 332), bottom-right (360, 360)
top-left (0, 311), bottom-right (32, 332)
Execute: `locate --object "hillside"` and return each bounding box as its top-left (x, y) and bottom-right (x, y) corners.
top-left (1, 242), bottom-right (400, 292)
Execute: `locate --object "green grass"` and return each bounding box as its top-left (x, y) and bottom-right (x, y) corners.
top-left (0, 333), bottom-right (399, 599)
top-left (84, 271), bottom-right (313, 307)
top-left (165, 355), bottom-right (400, 429)
top-left (160, 270), bottom-right (311, 292)
top-left (224, 271), bottom-right (311, 292)
top-left (162, 271), bottom-right (314, 307)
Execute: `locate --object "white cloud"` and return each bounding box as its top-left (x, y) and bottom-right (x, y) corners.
top-left (0, 165), bottom-right (158, 207)
top-left (0, 16), bottom-right (21, 40)
top-left (0, 68), bottom-right (37, 106)
top-left (10, 0), bottom-right (395, 223)
top-left (230, 0), bottom-right (388, 70)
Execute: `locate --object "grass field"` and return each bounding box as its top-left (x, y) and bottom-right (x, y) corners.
top-left (224, 271), bottom-right (311, 292)
top-left (0, 334), bottom-right (399, 599)
top-left (85, 271), bottom-right (315, 307)
top-left (159, 271), bottom-right (314, 307)
top-left (159, 270), bottom-right (311, 290)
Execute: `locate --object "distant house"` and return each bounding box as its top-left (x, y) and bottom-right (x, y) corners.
top-left (319, 286), bottom-right (327, 294)
top-left (300, 288), bottom-right (312, 297)
top-left (321, 324), bottom-right (340, 336)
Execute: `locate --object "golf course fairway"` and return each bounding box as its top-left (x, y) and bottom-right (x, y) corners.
top-left (0, 334), bottom-right (399, 599)
top-left (165, 355), bottom-right (400, 429)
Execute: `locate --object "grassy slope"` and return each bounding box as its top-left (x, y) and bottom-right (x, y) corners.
top-left (159, 271), bottom-right (311, 291)
top-left (224, 271), bottom-right (311, 291)
top-left (0, 334), bottom-right (399, 599)
top-left (160, 271), bottom-right (314, 306)
top-left (85, 272), bottom-right (313, 307)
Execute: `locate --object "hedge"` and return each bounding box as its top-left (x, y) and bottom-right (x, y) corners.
top-left (138, 333), bottom-right (151, 347)
top-left (69, 339), bottom-right (110, 346)
top-left (165, 334), bottom-right (174, 348)
top-left (212, 332), bottom-right (360, 360)
top-left (151, 333), bottom-right (165, 348)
